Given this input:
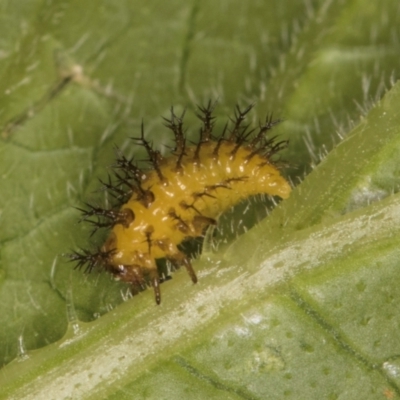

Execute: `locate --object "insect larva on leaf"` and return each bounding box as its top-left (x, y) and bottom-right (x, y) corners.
top-left (69, 102), bottom-right (291, 304)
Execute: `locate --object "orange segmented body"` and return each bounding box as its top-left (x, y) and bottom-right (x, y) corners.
top-left (70, 102), bottom-right (291, 304)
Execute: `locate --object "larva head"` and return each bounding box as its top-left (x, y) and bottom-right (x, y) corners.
top-left (70, 102), bottom-right (291, 304)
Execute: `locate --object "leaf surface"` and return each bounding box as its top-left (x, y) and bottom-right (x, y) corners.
top-left (1, 1), bottom-right (400, 399)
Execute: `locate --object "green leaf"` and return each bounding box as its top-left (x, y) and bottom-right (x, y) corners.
top-left (1, 1), bottom-right (400, 399)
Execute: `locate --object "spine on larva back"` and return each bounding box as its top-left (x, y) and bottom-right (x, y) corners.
top-left (70, 102), bottom-right (291, 304)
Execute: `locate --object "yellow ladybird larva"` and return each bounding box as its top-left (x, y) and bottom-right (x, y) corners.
top-left (70, 102), bottom-right (291, 304)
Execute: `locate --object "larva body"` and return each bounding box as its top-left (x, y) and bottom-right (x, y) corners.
top-left (71, 103), bottom-right (291, 304)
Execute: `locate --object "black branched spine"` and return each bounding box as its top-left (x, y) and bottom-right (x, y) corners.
top-left (163, 107), bottom-right (187, 172)
top-left (76, 203), bottom-right (134, 234)
top-left (131, 122), bottom-right (166, 182)
top-left (68, 248), bottom-right (115, 273)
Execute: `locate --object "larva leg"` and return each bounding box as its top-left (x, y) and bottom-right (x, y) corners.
top-left (151, 272), bottom-right (161, 305)
top-left (115, 263), bottom-right (161, 305)
top-left (183, 257), bottom-right (198, 284)
top-left (156, 239), bottom-right (198, 284)
top-left (168, 255), bottom-right (198, 284)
